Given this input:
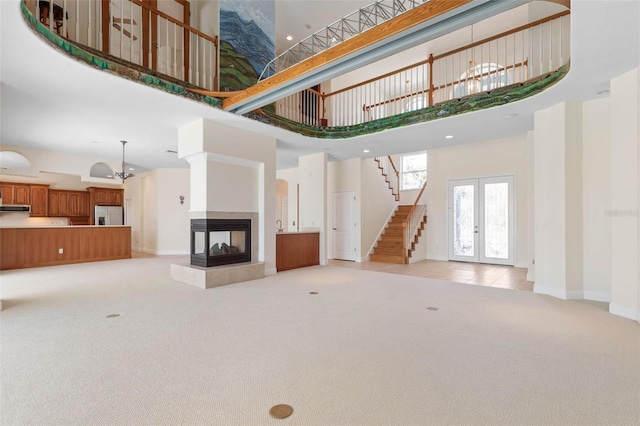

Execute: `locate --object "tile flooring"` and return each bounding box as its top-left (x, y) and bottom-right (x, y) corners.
top-left (328, 259), bottom-right (534, 291)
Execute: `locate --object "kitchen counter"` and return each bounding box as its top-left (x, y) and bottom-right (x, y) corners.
top-left (0, 226), bottom-right (131, 270)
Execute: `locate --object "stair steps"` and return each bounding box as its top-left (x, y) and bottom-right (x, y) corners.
top-left (369, 205), bottom-right (427, 264)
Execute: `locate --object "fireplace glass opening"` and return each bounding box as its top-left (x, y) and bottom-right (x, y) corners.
top-left (190, 219), bottom-right (251, 267)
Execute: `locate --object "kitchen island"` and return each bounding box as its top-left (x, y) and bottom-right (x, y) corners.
top-left (275, 231), bottom-right (320, 272)
top-left (0, 226), bottom-right (131, 270)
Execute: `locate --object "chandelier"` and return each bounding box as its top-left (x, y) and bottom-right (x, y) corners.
top-left (115, 140), bottom-right (135, 181)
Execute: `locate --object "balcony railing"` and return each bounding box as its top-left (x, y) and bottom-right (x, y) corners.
top-left (25, 0), bottom-right (218, 90)
top-left (259, 0), bottom-right (435, 81)
top-left (275, 10), bottom-right (569, 128)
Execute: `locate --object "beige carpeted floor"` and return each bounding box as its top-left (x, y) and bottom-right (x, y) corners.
top-left (1, 256), bottom-right (639, 425)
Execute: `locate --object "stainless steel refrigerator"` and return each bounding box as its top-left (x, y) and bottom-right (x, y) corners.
top-left (95, 206), bottom-right (123, 225)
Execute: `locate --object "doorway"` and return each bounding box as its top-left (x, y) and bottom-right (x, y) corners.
top-left (332, 191), bottom-right (356, 261)
top-left (448, 176), bottom-right (514, 265)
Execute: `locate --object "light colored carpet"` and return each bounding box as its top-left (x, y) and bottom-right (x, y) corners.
top-left (1, 257), bottom-right (639, 425)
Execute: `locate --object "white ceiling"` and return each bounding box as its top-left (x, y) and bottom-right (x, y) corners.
top-left (1, 0), bottom-right (639, 173)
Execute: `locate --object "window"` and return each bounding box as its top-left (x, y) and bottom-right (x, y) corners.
top-left (401, 153), bottom-right (427, 190)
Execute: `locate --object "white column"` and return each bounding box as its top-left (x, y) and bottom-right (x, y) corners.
top-left (299, 152), bottom-right (328, 265)
top-left (533, 101), bottom-right (583, 299)
top-left (609, 67), bottom-right (639, 320)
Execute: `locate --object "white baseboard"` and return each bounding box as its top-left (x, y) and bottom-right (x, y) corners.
top-left (609, 304), bottom-right (639, 321)
top-left (534, 284), bottom-right (571, 299)
top-left (265, 267), bottom-right (277, 276)
top-left (409, 255), bottom-right (426, 264)
top-left (143, 249), bottom-right (189, 255)
top-left (583, 291), bottom-right (610, 303)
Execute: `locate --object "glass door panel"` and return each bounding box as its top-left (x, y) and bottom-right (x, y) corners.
top-left (479, 177), bottom-right (514, 265)
top-left (449, 180), bottom-right (478, 262)
top-left (449, 176), bottom-right (514, 265)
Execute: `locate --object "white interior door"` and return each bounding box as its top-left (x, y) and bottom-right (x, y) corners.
top-left (449, 176), bottom-right (514, 265)
top-left (333, 191), bottom-right (356, 261)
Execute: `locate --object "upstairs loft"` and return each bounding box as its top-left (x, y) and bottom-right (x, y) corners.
top-left (17, 0), bottom-right (571, 141)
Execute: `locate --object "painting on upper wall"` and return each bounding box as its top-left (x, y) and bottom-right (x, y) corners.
top-left (219, 0), bottom-right (275, 91)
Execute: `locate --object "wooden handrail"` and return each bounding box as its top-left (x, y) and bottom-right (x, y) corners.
top-left (405, 178), bottom-right (428, 227)
top-left (323, 9), bottom-right (569, 100)
top-left (129, 0), bottom-right (218, 46)
top-left (362, 60), bottom-right (528, 110)
top-left (402, 178), bottom-right (428, 262)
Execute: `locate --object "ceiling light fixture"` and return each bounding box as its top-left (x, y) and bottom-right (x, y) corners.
top-left (115, 140), bottom-right (135, 181)
top-left (363, 149), bottom-right (370, 153)
top-left (286, 35), bottom-right (293, 41)
top-left (445, 135), bottom-right (453, 139)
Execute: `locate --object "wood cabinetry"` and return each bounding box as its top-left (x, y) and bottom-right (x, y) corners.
top-left (0, 182), bottom-right (31, 205)
top-left (13, 184), bottom-right (31, 204)
top-left (276, 232), bottom-right (320, 271)
top-left (29, 184), bottom-right (49, 217)
top-left (0, 226), bottom-right (132, 270)
top-left (49, 190), bottom-right (91, 220)
top-left (89, 187), bottom-right (123, 206)
top-left (0, 182), bottom-right (16, 204)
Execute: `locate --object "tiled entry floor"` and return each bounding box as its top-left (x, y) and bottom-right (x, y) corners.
top-left (328, 259), bottom-right (534, 292)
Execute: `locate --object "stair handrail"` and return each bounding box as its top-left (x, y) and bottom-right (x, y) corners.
top-left (402, 178), bottom-right (428, 262)
top-left (375, 156), bottom-right (400, 201)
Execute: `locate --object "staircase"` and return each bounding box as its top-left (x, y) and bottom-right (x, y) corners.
top-left (370, 205), bottom-right (427, 264)
top-left (375, 157), bottom-right (400, 201)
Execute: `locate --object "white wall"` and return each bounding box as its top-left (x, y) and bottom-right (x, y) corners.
top-left (582, 98), bottom-right (611, 302)
top-left (276, 167), bottom-right (299, 231)
top-left (361, 157), bottom-right (399, 260)
top-left (155, 169), bottom-right (191, 254)
top-left (298, 152), bottom-right (327, 264)
top-left (426, 135), bottom-right (529, 267)
top-left (609, 67), bottom-right (639, 320)
top-left (327, 158), bottom-right (362, 260)
top-left (209, 161), bottom-right (258, 212)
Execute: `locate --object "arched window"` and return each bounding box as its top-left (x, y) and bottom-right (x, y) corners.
top-left (452, 62), bottom-right (513, 98)
top-left (90, 162), bottom-right (115, 179)
top-left (0, 151), bottom-right (31, 170)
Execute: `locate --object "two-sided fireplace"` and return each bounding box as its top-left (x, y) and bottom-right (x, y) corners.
top-left (190, 219), bottom-right (251, 267)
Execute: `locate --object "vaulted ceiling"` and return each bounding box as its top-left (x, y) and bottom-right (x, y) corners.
top-left (1, 0), bottom-right (638, 171)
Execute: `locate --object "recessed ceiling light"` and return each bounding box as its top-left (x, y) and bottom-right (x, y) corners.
top-left (363, 149), bottom-right (370, 153)
top-left (106, 175), bottom-right (113, 178)
top-left (286, 35), bottom-right (293, 41)
top-left (165, 149), bottom-right (178, 154)
top-left (445, 135), bottom-right (453, 139)
top-left (597, 89), bottom-right (610, 95)
top-left (128, 167), bottom-right (135, 171)
top-left (91, 140), bottom-right (99, 144)
top-left (504, 113), bottom-right (519, 119)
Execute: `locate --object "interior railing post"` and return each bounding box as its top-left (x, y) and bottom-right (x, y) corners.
top-left (428, 53), bottom-right (434, 107)
top-left (101, 0), bottom-right (109, 53)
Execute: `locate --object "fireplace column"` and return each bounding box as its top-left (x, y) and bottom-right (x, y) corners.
top-left (177, 118), bottom-right (277, 276)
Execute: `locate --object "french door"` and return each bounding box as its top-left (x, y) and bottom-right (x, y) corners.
top-left (448, 176), bottom-right (514, 265)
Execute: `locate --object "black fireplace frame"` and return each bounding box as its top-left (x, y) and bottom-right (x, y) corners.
top-left (190, 219), bottom-right (251, 267)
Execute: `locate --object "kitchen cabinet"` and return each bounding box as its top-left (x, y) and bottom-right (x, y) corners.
top-left (89, 187), bottom-right (123, 206)
top-left (14, 184), bottom-right (31, 205)
top-left (29, 184), bottom-right (49, 217)
top-left (276, 232), bottom-right (320, 271)
top-left (48, 190), bottom-right (90, 219)
top-left (0, 182), bottom-right (31, 205)
top-left (0, 182), bottom-right (15, 204)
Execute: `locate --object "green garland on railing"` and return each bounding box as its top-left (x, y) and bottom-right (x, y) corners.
top-left (19, 1), bottom-right (222, 108)
top-left (247, 63), bottom-right (570, 139)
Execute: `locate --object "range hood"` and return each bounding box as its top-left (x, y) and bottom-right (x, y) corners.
top-left (0, 205), bottom-right (31, 212)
